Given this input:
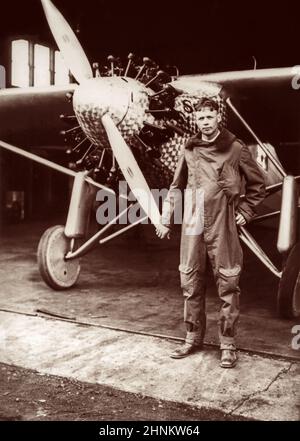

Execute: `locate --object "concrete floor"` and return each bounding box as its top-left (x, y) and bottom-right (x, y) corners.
top-left (0, 310), bottom-right (299, 421)
top-left (0, 218), bottom-right (298, 360)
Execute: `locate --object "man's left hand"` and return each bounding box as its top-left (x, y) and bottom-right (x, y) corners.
top-left (235, 212), bottom-right (246, 226)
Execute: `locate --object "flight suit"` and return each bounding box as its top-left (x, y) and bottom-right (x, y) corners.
top-left (162, 128), bottom-right (266, 349)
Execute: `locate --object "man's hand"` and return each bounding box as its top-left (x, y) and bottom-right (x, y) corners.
top-left (235, 212), bottom-right (246, 226)
top-left (156, 224), bottom-right (171, 239)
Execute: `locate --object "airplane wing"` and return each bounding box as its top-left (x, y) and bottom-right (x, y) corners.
top-left (0, 84), bottom-right (76, 147)
top-left (172, 67), bottom-right (297, 93)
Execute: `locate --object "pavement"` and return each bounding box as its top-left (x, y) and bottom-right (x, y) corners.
top-left (0, 310), bottom-right (299, 421)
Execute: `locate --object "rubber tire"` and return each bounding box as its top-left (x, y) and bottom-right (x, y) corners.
top-left (37, 225), bottom-right (81, 291)
top-left (277, 242), bottom-right (300, 319)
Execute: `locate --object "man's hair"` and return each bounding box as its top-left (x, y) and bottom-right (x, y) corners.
top-left (194, 97), bottom-right (219, 113)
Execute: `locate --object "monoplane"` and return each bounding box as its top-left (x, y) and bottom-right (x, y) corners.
top-left (0, 0), bottom-right (299, 319)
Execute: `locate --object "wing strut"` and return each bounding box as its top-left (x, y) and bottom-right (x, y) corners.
top-left (238, 226), bottom-right (282, 278)
top-left (0, 139), bottom-right (121, 196)
top-left (226, 98), bottom-right (286, 177)
top-left (65, 203), bottom-right (147, 260)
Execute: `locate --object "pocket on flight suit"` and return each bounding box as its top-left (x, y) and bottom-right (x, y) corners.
top-left (217, 162), bottom-right (241, 204)
top-left (217, 265), bottom-right (241, 295)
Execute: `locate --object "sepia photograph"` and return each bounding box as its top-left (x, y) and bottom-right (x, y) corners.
top-left (0, 0), bottom-right (299, 427)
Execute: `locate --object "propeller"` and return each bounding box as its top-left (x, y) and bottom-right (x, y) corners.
top-left (101, 114), bottom-right (161, 226)
top-left (41, 0), bottom-right (93, 84)
top-left (41, 0), bottom-right (161, 227)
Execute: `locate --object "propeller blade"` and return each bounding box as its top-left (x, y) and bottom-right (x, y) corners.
top-left (41, 0), bottom-right (93, 84)
top-left (101, 113), bottom-right (161, 226)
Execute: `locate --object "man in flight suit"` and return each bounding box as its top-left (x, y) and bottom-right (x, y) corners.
top-left (156, 98), bottom-right (265, 368)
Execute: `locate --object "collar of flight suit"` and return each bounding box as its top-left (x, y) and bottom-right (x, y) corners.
top-left (185, 128), bottom-right (237, 152)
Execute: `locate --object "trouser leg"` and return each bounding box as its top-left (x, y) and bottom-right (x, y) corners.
top-left (179, 230), bottom-right (207, 346)
top-left (215, 268), bottom-right (241, 349)
top-left (207, 230), bottom-right (242, 350)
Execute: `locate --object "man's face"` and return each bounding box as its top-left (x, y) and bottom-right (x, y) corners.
top-left (195, 107), bottom-right (220, 138)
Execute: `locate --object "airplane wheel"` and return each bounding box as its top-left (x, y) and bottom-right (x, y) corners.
top-left (277, 242), bottom-right (300, 319)
top-left (37, 225), bottom-right (80, 290)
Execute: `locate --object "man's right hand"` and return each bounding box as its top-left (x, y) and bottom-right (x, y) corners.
top-left (156, 224), bottom-right (171, 240)
top-left (235, 212), bottom-right (246, 226)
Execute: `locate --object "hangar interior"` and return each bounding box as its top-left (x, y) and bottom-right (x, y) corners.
top-left (0, 1), bottom-right (299, 364)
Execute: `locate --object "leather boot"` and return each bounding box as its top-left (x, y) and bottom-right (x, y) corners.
top-left (170, 342), bottom-right (202, 359)
top-left (220, 349), bottom-right (237, 368)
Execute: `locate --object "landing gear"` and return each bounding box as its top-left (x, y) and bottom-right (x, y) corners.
top-left (37, 225), bottom-right (81, 290)
top-left (277, 242), bottom-right (300, 319)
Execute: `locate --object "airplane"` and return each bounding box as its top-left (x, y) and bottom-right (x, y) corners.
top-left (0, 0), bottom-right (299, 320)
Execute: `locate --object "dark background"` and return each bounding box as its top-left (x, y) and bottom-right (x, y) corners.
top-left (1, 0), bottom-right (299, 74)
top-left (1, 0), bottom-right (300, 222)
